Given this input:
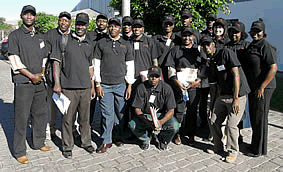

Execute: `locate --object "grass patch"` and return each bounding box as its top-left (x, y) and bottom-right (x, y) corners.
top-left (270, 76), bottom-right (283, 113)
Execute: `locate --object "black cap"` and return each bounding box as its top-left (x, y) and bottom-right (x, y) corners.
top-left (251, 18), bottom-right (265, 32)
top-left (215, 18), bottom-right (227, 27)
top-left (96, 13), bottom-right (108, 20)
top-left (200, 35), bottom-right (214, 46)
top-left (207, 13), bottom-right (217, 21)
top-left (133, 19), bottom-right (144, 27)
top-left (148, 66), bottom-right (161, 76)
top-left (21, 5), bottom-right (36, 17)
top-left (181, 10), bottom-right (192, 18)
top-left (122, 16), bottom-right (133, 25)
top-left (59, 11), bottom-right (71, 20)
top-left (76, 13), bottom-right (89, 24)
top-left (228, 21), bottom-right (248, 40)
top-left (182, 27), bottom-right (195, 35)
top-left (108, 18), bottom-right (121, 26)
top-left (163, 15), bottom-right (175, 25)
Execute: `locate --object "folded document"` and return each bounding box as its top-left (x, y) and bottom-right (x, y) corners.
top-left (52, 93), bottom-right (71, 115)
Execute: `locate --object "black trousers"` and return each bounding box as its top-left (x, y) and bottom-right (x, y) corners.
top-left (182, 88), bottom-right (201, 137)
top-left (13, 82), bottom-right (47, 159)
top-left (198, 87), bottom-right (210, 126)
top-left (249, 88), bottom-right (275, 155)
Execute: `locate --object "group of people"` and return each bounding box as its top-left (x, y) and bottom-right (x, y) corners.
top-left (8, 5), bottom-right (277, 164)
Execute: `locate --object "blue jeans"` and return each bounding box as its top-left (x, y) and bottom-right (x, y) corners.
top-left (99, 83), bottom-right (126, 144)
top-left (128, 113), bottom-right (180, 144)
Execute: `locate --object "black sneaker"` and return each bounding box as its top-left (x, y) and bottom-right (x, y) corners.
top-left (62, 150), bottom-right (72, 159)
top-left (188, 136), bottom-right (195, 146)
top-left (83, 145), bottom-right (95, 153)
top-left (159, 141), bottom-right (168, 150)
top-left (140, 143), bottom-right (150, 150)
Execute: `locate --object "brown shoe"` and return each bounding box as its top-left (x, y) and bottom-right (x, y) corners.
top-left (40, 146), bottom-right (52, 151)
top-left (113, 141), bottom-right (124, 147)
top-left (16, 155), bottom-right (29, 164)
top-left (96, 143), bottom-right (112, 153)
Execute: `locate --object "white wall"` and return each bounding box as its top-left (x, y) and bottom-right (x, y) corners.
top-left (219, 0), bottom-right (283, 71)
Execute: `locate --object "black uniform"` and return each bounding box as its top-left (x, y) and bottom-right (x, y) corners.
top-left (133, 35), bottom-right (158, 78)
top-left (51, 32), bottom-right (93, 151)
top-left (166, 45), bottom-right (202, 137)
top-left (244, 38), bottom-right (277, 156)
top-left (8, 25), bottom-right (49, 159)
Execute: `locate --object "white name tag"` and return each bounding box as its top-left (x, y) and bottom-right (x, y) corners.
top-left (217, 65), bottom-right (226, 71)
top-left (149, 95), bottom-right (156, 103)
top-left (40, 41), bottom-right (45, 49)
top-left (134, 42), bottom-right (139, 50)
top-left (166, 39), bottom-right (172, 46)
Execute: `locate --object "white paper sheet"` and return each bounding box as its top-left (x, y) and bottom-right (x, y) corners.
top-left (52, 93), bottom-right (71, 115)
top-left (177, 68), bottom-right (198, 87)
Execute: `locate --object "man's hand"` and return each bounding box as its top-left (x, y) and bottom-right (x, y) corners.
top-left (257, 87), bottom-right (264, 99)
top-left (125, 84), bottom-right (132, 100)
top-left (91, 82), bottom-right (96, 99)
top-left (53, 83), bottom-right (62, 96)
top-left (96, 86), bottom-right (104, 98)
top-left (31, 73), bottom-right (43, 84)
top-left (175, 79), bottom-right (188, 91)
top-left (232, 97), bottom-right (240, 115)
top-left (189, 80), bottom-right (200, 89)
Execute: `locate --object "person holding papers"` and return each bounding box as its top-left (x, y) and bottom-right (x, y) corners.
top-left (52, 13), bottom-right (95, 158)
top-left (128, 66), bottom-right (179, 151)
top-left (165, 27), bottom-right (203, 145)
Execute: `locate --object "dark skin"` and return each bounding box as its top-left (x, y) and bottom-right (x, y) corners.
top-left (16, 12), bottom-right (44, 84)
top-left (249, 29), bottom-right (278, 99)
top-left (203, 42), bottom-right (240, 115)
top-left (135, 75), bottom-right (175, 130)
top-left (53, 21), bottom-right (95, 97)
top-left (95, 23), bottom-right (132, 100)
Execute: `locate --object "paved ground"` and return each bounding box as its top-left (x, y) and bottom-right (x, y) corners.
top-left (0, 58), bottom-right (283, 172)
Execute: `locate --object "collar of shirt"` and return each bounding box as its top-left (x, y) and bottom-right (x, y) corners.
top-left (134, 34), bottom-right (145, 42)
top-left (108, 35), bottom-right (121, 42)
top-left (21, 25), bottom-right (36, 36)
top-left (72, 32), bottom-right (86, 42)
top-left (251, 38), bottom-right (264, 47)
top-left (161, 33), bottom-right (175, 41)
top-left (58, 27), bottom-right (71, 35)
top-left (96, 29), bottom-right (107, 35)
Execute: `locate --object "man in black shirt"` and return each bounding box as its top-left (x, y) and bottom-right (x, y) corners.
top-left (129, 66), bottom-right (179, 150)
top-left (8, 5), bottom-right (51, 164)
top-left (45, 11), bottom-right (72, 139)
top-left (200, 36), bottom-right (250, 163)
top-left (132, 19), bottom-right (158, 80)
top-left (153, 15), bottom-right (181, 82)
top-left (94, 18), bottom-right (135, 153)
top-left (86, 13), bottom-right (108, 46)
top-left (53, 13), bottom-right (95, 158)
top-left (122, 16), bottom-right (133, 41)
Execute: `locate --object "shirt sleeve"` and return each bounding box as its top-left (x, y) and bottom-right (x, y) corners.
top-left (225, 49), bottom-right (241, 68)
top-left (132, 84), bottom-right (145, 110)
top-left (49, 38), bottom-right (62, 62)
top-left (262, 43), bottom-right (277, 65)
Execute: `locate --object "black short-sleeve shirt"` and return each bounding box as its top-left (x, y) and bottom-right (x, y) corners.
top-left (51, 33), bottom-right (93, 89)
top-left (208, 48), bottom-right (250, 96)
top-left (153, 33), bottom-right (182, 66)
top-left (8, 26), bottom-right (49, 83)
top-left (165, 45), bottom-right (201, 71)
top-left (94, 37), bottom-right (134, 85)
top-left (132, 80), bottom-right (176, 114)
top-left (133, 35), bottom-right (158, 78)
top-left (244, 39), bottom-right (277, 90)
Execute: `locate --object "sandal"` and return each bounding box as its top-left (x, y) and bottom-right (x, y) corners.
top-left (16, 155), bottom-right (29, 164)
top-left (226, 155), bottom-right (237, 163)
top-left (40, 146), bottom-right (52, 151)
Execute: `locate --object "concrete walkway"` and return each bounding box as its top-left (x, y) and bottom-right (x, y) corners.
top-left (0, 59), bottom-right (283, 172)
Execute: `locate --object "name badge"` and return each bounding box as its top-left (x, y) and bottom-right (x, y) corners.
top-left (40, 41), bottom-right (45, 49)
top-left (197, 57), bottom-right (202, 63)
top-left (134, 42), bottom-right (139, 50)
top-left (217, 65), bottom-right (226, 71)
top-left (165, 39), bottom-right (172, 46)
top-left (149, 95), bottom-right (156, 103)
